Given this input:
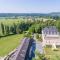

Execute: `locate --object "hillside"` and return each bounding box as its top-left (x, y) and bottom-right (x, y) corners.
top-left (0, 12), bottom-right (60, 17)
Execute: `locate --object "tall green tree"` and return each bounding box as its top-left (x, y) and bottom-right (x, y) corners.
top-left (5, 25), bottom-right (10, 35)
top-left (16, 23), bottom-right (22, 34)
top-left (29, 25), bottom-right (35, 33)
top-left (13, 23), bottom-right (17, 34)
top-left (10, 24), bottom-right (16, 34)
top-left (1, 23), bottom-right (5, 35)
top-left (55, 20), bottom-right (60, 31)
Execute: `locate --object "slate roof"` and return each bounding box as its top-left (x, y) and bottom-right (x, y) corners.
top-left (42, 26), bottom-right (59, 35)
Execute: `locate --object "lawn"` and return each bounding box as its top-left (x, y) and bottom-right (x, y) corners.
top-left (0, 34), bottom-right (24, 56)
top-left (44, 47), bottom-right (60, 60)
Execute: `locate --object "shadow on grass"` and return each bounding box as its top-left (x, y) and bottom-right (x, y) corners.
top-left (0, 34), bottom-right (16, 38)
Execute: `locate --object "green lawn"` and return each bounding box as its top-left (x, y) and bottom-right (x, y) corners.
top-left (0, 34), bottom-right (23, 56)
top-left (0, 18), bottom-right (23, 25)
top-left (45, 47), bottom-right (60, 60)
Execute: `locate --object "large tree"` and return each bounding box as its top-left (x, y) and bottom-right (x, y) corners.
top-left (5, 25), bottom-right (10, 35)
top-left (1, 23), bottom-right (5, 35)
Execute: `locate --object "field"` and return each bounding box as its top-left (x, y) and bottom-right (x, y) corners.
top-left (0, 18), bottom-right (23, 24)
top-left (0, 34), bottom-right (23, 56)
top-left (45, 47), bottom-right (60, 60)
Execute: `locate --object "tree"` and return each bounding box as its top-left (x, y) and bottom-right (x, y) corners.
top-left (5, 25), bottom-right (10, 35)
top-left (35, 24), bottom-right (42, 33)
top-left (13, 23), bottom-right (17, 34)
top-left (1, 23), bottom-right (5, 35)
top-left (16, 23), bottom-right (22, 34)
top-left (55, 20), bottom-right (60, 31)
top-left (29, 25), bottom-right (35, 33)
top-left (10, 25), bottom-right (16, 34)
top-left (36, 33), bottom-right (39, 39)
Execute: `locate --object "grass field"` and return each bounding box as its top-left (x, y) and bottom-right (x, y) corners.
top-left (0, 18), bottom-right (24, 25)
top-left (0, 34), bottom-right (24, 56)
top-left (45, 47), bottom-right (60, 60)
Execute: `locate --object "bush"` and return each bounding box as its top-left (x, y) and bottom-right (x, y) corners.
top-left (38, 36), bottom-right (42, 42)
top-left (33, 51), bottom-right (46, 60)
top-left (23, 32), bottom-right (32, 38)
top-left (36, 33), bottom-right (39, 39)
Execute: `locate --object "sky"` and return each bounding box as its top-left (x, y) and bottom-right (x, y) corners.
top-left (0, 0), bottom-right (60, 13)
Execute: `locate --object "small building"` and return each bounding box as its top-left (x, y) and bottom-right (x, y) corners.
top-left (42, 26), bottom-right (60, 47)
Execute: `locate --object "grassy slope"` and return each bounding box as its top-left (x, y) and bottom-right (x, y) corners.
top-left (0, 34), bottom-right (23, 56)
top-left (0, 18), bottom-right (23, 24)
top-left (45, 47), bottom-right (60, 60)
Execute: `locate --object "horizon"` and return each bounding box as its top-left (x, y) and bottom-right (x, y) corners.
top-left (0, 0), bottom-right (60, 13)
top-left (0, 12), bottom-right (60, 14)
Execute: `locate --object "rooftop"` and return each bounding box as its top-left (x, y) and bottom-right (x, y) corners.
top-left (42, 26), bottom-right (59, 35)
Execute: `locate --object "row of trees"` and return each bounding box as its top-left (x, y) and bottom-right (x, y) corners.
top-left (0, 21), bottom-right (32, 36)
top-left (0, 20), bottom-right (60, 37)
top-left (29, 20), bottom-right (60, 34)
